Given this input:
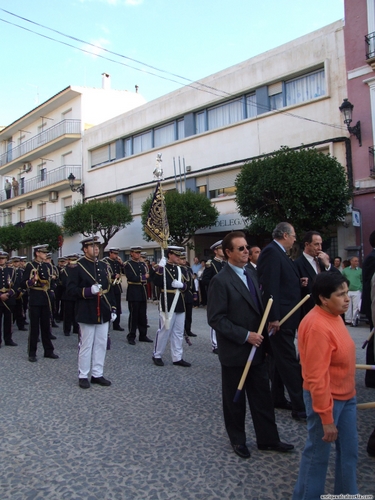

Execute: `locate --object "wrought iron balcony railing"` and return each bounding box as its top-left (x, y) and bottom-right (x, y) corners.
top-left (369, 146), bottom-right (375, 178)
top-left (0, 164), bottom-right (81, 202)
top-left (0, 119), bottom-right (81, 167)
top-left (365, 32), bottom-right (375, 60)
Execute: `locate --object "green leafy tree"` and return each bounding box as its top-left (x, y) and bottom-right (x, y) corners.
top-left (141, 189), bottom-right (219, 246)
top-left (63, 199), bottom-right (133, 254)
top-left (0, 224), bottom-right (23, 253)
top-left (22, 220), bottom-right (62, 252)
top-left (235, 147), bottom-right (352, 237)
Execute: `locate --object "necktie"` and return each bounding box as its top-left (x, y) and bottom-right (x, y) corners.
top-left (315, 257), bottom-right (321, 274)
top-left (244, 269), bottom-right (261, 313)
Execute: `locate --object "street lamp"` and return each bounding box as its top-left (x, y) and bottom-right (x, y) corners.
top-left (339, 98), bottom-right (362, 146)
top-left (68, 173), bottom-right (84, 195)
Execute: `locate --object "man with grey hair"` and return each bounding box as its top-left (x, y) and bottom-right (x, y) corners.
top-left (257, 222), bottom-right (306, 420)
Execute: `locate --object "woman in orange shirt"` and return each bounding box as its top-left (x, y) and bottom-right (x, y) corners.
top-left (292, 272), bottom-right (358, 499)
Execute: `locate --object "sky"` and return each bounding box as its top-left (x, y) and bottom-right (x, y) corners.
top-left (0, 0), bottom-right (344, 127)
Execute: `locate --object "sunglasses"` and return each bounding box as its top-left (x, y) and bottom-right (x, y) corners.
top-left (235, 245), bottom-right (250, 252)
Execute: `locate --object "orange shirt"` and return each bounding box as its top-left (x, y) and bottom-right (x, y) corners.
top-left (298, 305), bottom-right (356, 425)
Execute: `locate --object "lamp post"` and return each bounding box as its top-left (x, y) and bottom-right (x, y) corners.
top-left (339, 98), bottom-right (362, 146)
top-left (68, 173), bottom-right (84, 195)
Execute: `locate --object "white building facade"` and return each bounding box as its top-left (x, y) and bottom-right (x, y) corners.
top-left (0, 75), bottom-right (145, 257)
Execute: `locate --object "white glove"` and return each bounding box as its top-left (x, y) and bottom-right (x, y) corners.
top-left (111, 313), bottom-right (117, 322)
top-left (158, 256), bottom-right (167, 267)
top-left (91, 284), bottom-right (101, 295)
top-left (171, 279), bottom-right (184, 289)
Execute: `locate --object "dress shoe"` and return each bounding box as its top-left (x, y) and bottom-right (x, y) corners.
top-left (274, 400), bottom-right (293, 411)
top-left (173, 359), bottom-right (191, 367)
top-left (64, 332), bottom-right (71, 336)
top-left (152, 356), bottom-right (164, 366)
top-left (187, 332), bottom-right (197, 337)
top-left (24, 321), bottom-right (29, 325)
top-left (258, 442), bottom-right (294, 452)
top-left (44, 353), bottom-right (59, 359)
top-left (292, 410), bottom-right (307, 421)
top-left (91, 376), bottom-right (111, 386)
top-left (128, 338), bottom-right (136, 345)
top-left (113, 326), bottom-right (125, 331)
top-left (212, 348), bottom-right (219, 355)
top-left (28, 356), bottom-right (37, 362)
top-left (18, 327), bottom-right (27, 331)
top-left (52, 322), bottom-right (58, 328)
top-left (5, 340), bottom-right (18, 346)
top-left (79, 378), bottom-right (90, 389)
top-left (139, 336), bottom-right (153, 343)
top-left (231, 443), bottom-right (251, 459)
top-left (50, 334), bottom-right (57, 340)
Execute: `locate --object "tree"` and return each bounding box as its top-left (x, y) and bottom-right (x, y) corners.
top-left (63, 199), bottom-right (133, 253)
top-left (22, 220), bottom-right (62, 252)
top-left (141, 189), bottom-right (219, 246)
top-left (0, 224), bottom-right (23, 253)
top-left (235, 146), bottom-right (352, 237)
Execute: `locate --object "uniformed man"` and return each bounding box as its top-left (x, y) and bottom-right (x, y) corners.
top-left (66, 236), bottom-right (116, 389)
top-left (152, 246), bottom-right (191, 367)
top-left (45, 253), bottom-right (59, 331)
top-left (55, 256), bottom-right (67, 322)
top-left (8, 256), bottom-right (27, 332)
top-left (61, 254), bottom-right (80, 336)
top-left (21, 245), bottom-right (58, 362)
top-left (124, 246), bottom-right (153, 345)
top-left (19, 257), bottom-right (29, 325)
top-left (201, 240), bottom-right (225, 353)
top-left (0, 251), bottom-right (18, 346)
top-left (179, 252), bottom-right (197, 338)
top-left (102, 248), bottom-right (125, 331)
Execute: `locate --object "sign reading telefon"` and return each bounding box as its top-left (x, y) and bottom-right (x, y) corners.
top-left (196, 213), bottom-right (247, 234)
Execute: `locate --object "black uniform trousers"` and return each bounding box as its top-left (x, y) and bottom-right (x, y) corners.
top-left (184, 302), bottom-right (193, 334)
top-left (127, 301), bottom-right (147, 340)
top-left (269, 328), bottom-right (305, 411)
top-left (14, 299), bottom-right (25, 329)
top-left (0, 304), bottom-right (13, 344)
top-left (28, 305), bottom-right (54, 356)
top-left (365, 316), bottom-right (375, 387)
top-left (221, 363), bottom-right (280, 446)
top-left (63, 300), bottom-right (79, 334)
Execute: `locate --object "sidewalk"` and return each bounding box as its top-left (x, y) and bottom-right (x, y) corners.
top-left (0, 300), bottom-right (374, 499)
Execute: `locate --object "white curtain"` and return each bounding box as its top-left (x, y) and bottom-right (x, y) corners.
top-left (154, 123), bottom-right (175, 147)
top-left (286, 70), bottom-right (325, 106)
top-left (208, 99), bottom-right (243, 130)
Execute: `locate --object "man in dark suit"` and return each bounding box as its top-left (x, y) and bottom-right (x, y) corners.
top-left (207, 231), bottom-right (294, 459)
top-left (295, 231), bottom-right (338, 319)
top-left (257, 222), bottom-right (306, 420)
top-left (360, 229), bottom-right (375, 388)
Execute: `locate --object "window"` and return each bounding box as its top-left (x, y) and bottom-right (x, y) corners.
top-left (196, 111), bottom-right (206, 134)
top-left (268, 82), bottom-right (283, 110)
top-left (39, 166), bottom-right (47, 182)
top-left (154, 123), bottom-right (175, 148)
top-left (20, 177), bottom-right (25, 195)
top-left (286, 69), bottom-right (325, 106)
top-left (133, 131), bottom-right (152, 154)
top-left (197, 185), bottom-right (207, 196)
top-left (124, 138), bottom-right (132, 157)
top-left (19, 208), bottom-right (25, 223)
top-left (91, 142), bottom-right (116, 167)
top-left (209, 186), bottom-right (236, 199)
top-left (207, 99), bottom-right (243, 130)
top-left (177, 119), bottom-right (185, 139)
top-left (246, 94), bottom-right (257, 118)
top-left (62, 196), bottom-right (72, 211)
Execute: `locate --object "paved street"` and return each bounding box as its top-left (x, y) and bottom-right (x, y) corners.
top-left (1, 299), bottom-right (374, 500)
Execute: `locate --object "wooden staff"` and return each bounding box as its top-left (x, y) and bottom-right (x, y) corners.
top-left (234, 294), bottom-right (312, 403)
top-left (233, 298), bottom-right (273, 403)
top-left (362, 329), bottom-right (374, 349)
top-left (356, 364), bottom-right (375, 370)
top-left (357, 402), bottom-right (375, 409)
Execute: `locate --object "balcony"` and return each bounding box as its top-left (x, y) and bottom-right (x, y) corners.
top-left (0, 165), bottom-right (82, 208)
top-left (369, 146), bottom-right (375, 178)
top-left (365, 32), bottom-right (375, 69)
top-left (0, 119), bottom-right (81, 173)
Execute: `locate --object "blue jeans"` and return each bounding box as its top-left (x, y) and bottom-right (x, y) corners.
top-left (292, 390), bottom-right (358, 499)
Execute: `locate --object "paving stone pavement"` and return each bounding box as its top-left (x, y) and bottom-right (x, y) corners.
top-left (0, 299), bottom-right (374, 500)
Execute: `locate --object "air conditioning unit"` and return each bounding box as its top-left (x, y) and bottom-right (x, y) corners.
top-left (49, 191), bottom-right (58, 202)
top-left (26, 200), bottom-right (32, 209)
top-left (23, 163), bottom-right (32, 172)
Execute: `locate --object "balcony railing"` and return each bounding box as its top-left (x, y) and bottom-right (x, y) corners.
top-left (365, 32), bottom-right (375, 60)
top-left (0, 164), bottom-right (81, 202)
top-left (369, 146), bottom-right (375, 178)
top-left (27, 211), bottom-right (66, 226)
top-left (0, 119), bottom-right (81, 167)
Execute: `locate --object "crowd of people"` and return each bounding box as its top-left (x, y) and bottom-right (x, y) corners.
top-left (0, 224), bottom-right (374, 498)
